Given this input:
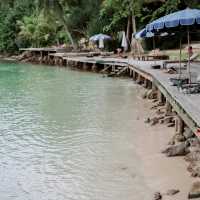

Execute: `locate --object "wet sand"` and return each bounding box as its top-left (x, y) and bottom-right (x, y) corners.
top-left (134, 88), bottom-right (195, 200)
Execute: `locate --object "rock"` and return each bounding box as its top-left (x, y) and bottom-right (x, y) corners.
top-left (175, 134), bottom-right (186, 142)
top-left (152, 99), bottom-right (158, 103)
top-left (167, 122), bottom-right (175, 127)
top-left (162, 142), bottom-right (189, 157)
top-left (185, 150), bottom-right (200, 162)
top-left (187, 162), bottom-right (200, 177)
top-left (163, 116), bottom-right (174, 124)
top-left (157, 102), bottom-right (165, 107)
top-left (150, 117), bottom-right (159, 126)
top-left (188, 182), bottom-right (200, 199)
top-left (188, 138), bottom-right (200, 149)
top-left (144, 118), bottom-right (151, 123)
top-left (141, 91), bottom-right (147, 99)
top-left (168, 139), bottom-right (175, 146)
top-left (156, 109), bottom-right (164, 115)
top-left (154, 192), bottom-right (162, 200)
top-left (165, 189), bottom-right (180, 196)
top-left (147, 89), bottom-right (157, 99)
top-left (184, 127), bottom-right (194, 139)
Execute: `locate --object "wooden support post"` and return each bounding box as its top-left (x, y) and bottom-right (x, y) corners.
top-left (136, 74), bottom-right (143, 84)
top-left (83, 63), bottom-right (89, 70)
top-left (143, 78), bottom-right (148, 88)
top-left (112, 65), bottom-right (115, 72)
top-left (132, 71), bottom-right (137, 81)
top-left (92, 64), bottom-right (98, 72)
top-left (175, 116), bottom-right (184, 135)
top-left (129, 69), bottom-right (133, 77)
top-left (40, 51), bottom-right (42, 64)
top-left (157, 90), bottom-right (164, 103)
top-left (165, 101), bottom-right (172, 116)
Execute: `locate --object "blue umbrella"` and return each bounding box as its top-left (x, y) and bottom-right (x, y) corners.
top-left (89, 34), bottom-right (112, 42)
top-left (134, 28), bottom-right (154, 39)
top-left (146, 8), bottom-right (200, 82)
top-left (146, 8), bottom-right (200, 31)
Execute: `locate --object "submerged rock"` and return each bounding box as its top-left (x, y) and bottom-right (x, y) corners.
top-left (165, 189), bottom-right (180, 196)
top-left (188, 182), bottom-right (200, 199)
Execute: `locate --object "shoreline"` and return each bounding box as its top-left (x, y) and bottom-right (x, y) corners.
top-left (134, 90), bottom-right (195, 199)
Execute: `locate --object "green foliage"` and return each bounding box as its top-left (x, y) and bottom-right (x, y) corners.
top-left (17, 12), bottom-right (59, 47)
top-left (0, 0), bottom-right (34, 52)
top-left (1, 0), bottom-right (200, 53)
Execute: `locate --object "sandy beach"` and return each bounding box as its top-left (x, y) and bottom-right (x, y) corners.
top-left (133, 88), bottom-right (196, 200)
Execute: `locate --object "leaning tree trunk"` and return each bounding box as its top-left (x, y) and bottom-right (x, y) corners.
top-left (132, 15), bottom-right (137, 34)
top-left (126, 16), bottom-right (132, 44)
top-left (62, 22), bottom-right (76, 49)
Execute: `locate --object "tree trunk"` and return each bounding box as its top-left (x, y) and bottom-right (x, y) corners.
top-left (63, 22), bottom-right (76, 49)
top-left (126, 16), bottom-right (131, 43)
top-left (132, 15), bottom-right (136, 34)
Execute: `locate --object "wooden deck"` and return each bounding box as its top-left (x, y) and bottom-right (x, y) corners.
top-left (128, 60), bottom-right (200, 133)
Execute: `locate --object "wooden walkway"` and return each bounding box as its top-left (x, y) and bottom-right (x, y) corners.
top-left (128, 60), bottom-right (200, 133)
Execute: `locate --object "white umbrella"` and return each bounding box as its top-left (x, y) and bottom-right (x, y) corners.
top-left (121, 31), bottom-right (128, 51)
top-left (99, 38), bottom-right (104, 49)
top-left (89, 34), bottom-right (112, 42)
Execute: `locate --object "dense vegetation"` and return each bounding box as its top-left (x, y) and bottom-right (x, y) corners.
top-left (0, 0), bottom-right (200, 53)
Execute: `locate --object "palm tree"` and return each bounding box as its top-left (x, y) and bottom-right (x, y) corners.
top-left (37, 0), bottom-right (76, 48)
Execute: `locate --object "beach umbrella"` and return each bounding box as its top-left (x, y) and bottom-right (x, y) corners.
top-left (135, 28), bottom-right (154, 39)
top-left (121, 31), bottom-right (128, 51)
top-left (134, 28), bottom-right (170, 55)
top-left (146, 8), bottom-right (200, 82)
top-left (99, 38), bottom-right (104, 49)
top-left (89, 34), bottom-right (112, 42)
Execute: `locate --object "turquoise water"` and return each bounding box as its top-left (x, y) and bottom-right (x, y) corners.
top-left (0, 62), bottom-right (150, 200)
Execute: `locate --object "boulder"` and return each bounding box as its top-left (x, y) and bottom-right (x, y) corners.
top-left (165, 189), bottom-right (180, 196)
top-left (162, 142), bottom-right (189, 157)
top-left (188, 181), bottom-right (200, 199)
top-left (188, 138), bottom-right (200, 148)
top-left (187, 162), bottom-right (200, 177)
top-left (185, 151), bottom-right (200, 162)
top-left (184, 127), bottom-right (194, 139)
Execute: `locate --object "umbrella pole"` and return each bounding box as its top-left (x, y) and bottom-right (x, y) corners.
top-left (153, 37), bottom-right (156, 54)
top-left (187, 27), bottom-right (191, 84)
top-left (179, 36), bottom-right (182, 79)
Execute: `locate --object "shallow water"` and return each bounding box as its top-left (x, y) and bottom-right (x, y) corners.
top-left (0, 62), bottom-right (151, 200)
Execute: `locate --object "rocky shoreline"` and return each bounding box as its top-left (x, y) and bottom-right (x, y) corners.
top-left (141, 88), bottom-right (200, 199)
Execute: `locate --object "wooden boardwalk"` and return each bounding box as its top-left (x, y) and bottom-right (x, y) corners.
top-left (128, 60), bottom-right (200, 133)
